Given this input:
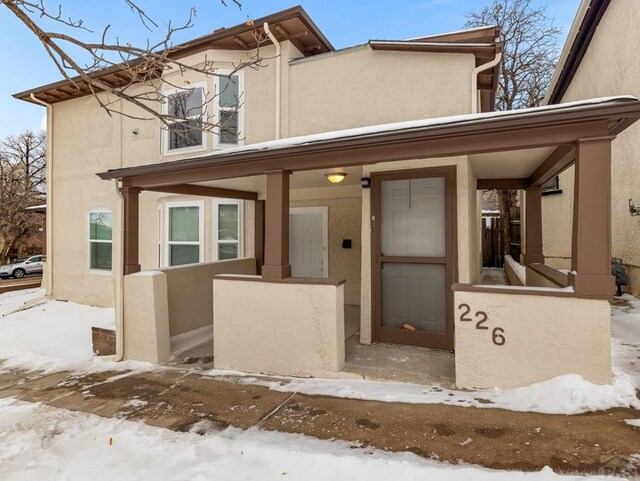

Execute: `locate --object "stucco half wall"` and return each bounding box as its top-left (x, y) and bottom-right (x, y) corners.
top-left (213, 275), bottom-right (345, 377)
top-left (161, 258), bottom-right (257, 336)
top-left (454, 288), bottom-right (611, 389)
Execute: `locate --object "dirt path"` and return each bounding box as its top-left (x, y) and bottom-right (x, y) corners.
top-left (1, 366), bottom-right (639, 476)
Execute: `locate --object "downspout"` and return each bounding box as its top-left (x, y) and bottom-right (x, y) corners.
top-left (29, 93), bottom-right (54, 298)
top-left (112, 97), bottom-right (125, 361)
top-left (263, 22), bottom-right (281, 139)
top-left (470, 51), bottom-right (502, 113)
top-left (113, 178), bottom-right (125, 361)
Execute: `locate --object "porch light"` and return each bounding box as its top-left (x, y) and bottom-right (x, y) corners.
top-left (325, 172), bottom-right (347, 184)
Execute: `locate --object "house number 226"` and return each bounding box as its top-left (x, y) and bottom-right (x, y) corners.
top-left (457, 304), bottom-right (506, 346)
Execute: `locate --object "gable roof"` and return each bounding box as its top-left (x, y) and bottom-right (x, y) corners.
top-left (13, 6), bottom-right (333, 105)
top-left (545, 0), bottom-right (611, 105)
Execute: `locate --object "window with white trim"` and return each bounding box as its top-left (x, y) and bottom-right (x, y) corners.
top-left (88, 210), bottom-right (112, 271)
top-left (216, 72), bottom-right (243, 146)
top-left (164, 84), bottom-right (206, 152)
top-left (166, 201), bottom-right (203, 266)
top-left (213, 199), bottom-right (243, 260)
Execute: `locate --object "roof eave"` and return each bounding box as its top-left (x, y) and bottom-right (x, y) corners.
top-left (97, 97), bottom-right (640, 182)
top-left (545, 0), bottom-right (611, 105)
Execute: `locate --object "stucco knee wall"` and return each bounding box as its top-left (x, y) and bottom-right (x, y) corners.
top-left (525, 266), bottom-right (558, 289)
top-left (123, 271), bottom-right (171, 364)
top-left (454, 290), bottom-right (611, 389)
top-left (162, 258), bottom-right (256, 336)
top-left (213, 277), bottom-right (345, 376)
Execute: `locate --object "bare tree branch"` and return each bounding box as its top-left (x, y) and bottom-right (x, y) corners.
top-left (1, 0), bottom-right (263, 145)
top-left (466, 0), bottom-right (561, 256)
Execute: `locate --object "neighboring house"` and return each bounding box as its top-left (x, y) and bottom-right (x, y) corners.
top-left (542, 0), bottom-right (640, 295)
top-left (13, 6), bottom-right (640, 389)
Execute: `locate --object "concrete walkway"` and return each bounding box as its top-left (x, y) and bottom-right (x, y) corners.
top-left (1, 365), bottom-right (639, 476)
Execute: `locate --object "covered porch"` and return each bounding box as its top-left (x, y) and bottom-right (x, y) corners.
top-left (98, 96), bottom-right (640, 389)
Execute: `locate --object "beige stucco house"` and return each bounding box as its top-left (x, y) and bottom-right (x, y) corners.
top-left (542, 0), bottom-right (640, 295)
top-left (14, 6), bottom-right (640, 389)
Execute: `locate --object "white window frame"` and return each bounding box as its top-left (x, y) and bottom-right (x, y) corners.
top-left (214, 70), bottom-right (245, 148)
top-left (213, 199), bottom-right (244, 261)
top-left (164, 200), bottom-right (205, 267)
top-left (87, 208), bottom-right (113, 274)
top-left (162, 81), bottom-right (208, 156)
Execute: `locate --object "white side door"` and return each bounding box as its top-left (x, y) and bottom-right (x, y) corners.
top-left (289, 207), bottom-right (328, 278)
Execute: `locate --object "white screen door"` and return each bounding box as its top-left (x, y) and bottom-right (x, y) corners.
top-left (289, 207), bottom-right (328, 278)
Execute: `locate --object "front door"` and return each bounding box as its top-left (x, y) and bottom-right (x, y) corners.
top-left (289, 207), bottom-right (328, 278)
top-left (372, 167), bottom-right (456, 350)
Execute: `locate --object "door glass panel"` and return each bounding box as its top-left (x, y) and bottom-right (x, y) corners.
top-left (381, 177), bottom-right (445, 257)
top-left (381, 263), bottom-right (446, 333)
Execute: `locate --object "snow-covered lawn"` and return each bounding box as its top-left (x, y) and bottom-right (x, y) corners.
top-left (1, 288), bottom-right (640, 414)
top-left (1, 288), bottom-right (639, 479)
top-left (0, 288), bottom-right (140, 374)
top-left (0, 398), bottom-right (613, 481)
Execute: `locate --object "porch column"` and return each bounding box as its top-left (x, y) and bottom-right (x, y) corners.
top-left (523, 185), bottom-right (544, 264)
top-left (120, 186), bottom-right (141, 275)
top-left (262, 170), bottom-right (291, 279)
top-left (569, 136), bottom-right (615, 297)
top-left (254, 199), bottom-right (265, 275)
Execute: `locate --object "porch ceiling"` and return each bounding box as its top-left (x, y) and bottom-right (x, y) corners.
top-left (97, 96), bottom-right (640, 190)
top-left (192, 166), bottom-right (363, 195)
top-left (469, 146), bottom-right (556, 179)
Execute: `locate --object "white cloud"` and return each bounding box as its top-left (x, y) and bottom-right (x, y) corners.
top-left (39, 114), bottom-right (47, 131)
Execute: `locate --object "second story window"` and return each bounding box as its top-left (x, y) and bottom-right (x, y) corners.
top-left (216, 72), bottom-right (243, 146)
top-left (165, 84), bottom-right (206, 153)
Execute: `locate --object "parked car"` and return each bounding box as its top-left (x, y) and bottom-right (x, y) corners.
top-left (0, 255), bottom-right (44, 279)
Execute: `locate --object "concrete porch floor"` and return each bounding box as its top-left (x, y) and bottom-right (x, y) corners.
top-left (168, 304), bottom-right (456, 388)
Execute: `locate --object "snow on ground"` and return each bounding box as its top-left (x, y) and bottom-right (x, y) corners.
top-left (1, 287), bottom-right (640, 415)
top-left (0, 288), bottom-right (147, 374)
top-left (611, 294), bottom-right (640, 387)
top-left (206, 295), bottom-right (640, 415)
top-left (0, 398), bottom-right (613, 481)
top-left (207, 371), bottom-right (639, 415)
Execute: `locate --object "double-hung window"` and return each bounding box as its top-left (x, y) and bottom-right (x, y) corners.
top-left (213, 199), bottom-right (243, 260)
top-left (166, 201), bottom-right (203, 266)
top-left (216, 72), bottom-right (243, 146)
top-left (88, 210), bottom-right (112, 271)
top-left (165, 84), bottom-right (206, 153)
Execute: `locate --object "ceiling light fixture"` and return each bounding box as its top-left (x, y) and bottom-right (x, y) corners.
top-left (325, 172), bottom-right (347, 184)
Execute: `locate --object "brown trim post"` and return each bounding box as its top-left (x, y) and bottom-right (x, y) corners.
top-left (261, 170), bottom-right (291, 279)
top-left (523, 185), bottom-right (544, 264)
top-left (120, 186), bottom-right (141, 275)
top-left (569, 136), bottom-right (615, 297)
top-left (254, 199), bottom-right (265, 275)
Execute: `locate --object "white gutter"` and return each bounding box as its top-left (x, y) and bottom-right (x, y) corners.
top-left (112, 178), bottom-right (125, 361)
top-left (111, 97), bottom-right (126, 362)
top-left (29, 93), bottom-right (53, 298)
top-left (543, 0), bottom-right (591, 105)
top-left (263, 22), bottom-right (281, 139)
top-left (471, 50), bottom-right (502, 113)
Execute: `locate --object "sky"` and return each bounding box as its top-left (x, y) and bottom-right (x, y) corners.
top-left (0, 0), bottom-right (581, 138)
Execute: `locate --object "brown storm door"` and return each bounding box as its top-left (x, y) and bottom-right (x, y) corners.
top-left (372, 167), bottom-right (456, 350)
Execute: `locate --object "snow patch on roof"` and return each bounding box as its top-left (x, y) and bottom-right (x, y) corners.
top-left (184, 96), bottom-right (638, 162)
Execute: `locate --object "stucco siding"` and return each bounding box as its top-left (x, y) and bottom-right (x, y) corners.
top-left (288, 47), bottom-right (474, 136)
top-left (47, 40), bottom-right (478, 307)
top-left (543, 0), bottom-right (640, 293)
